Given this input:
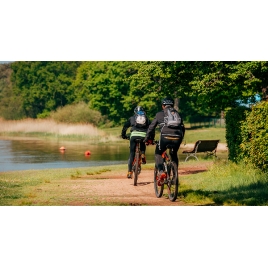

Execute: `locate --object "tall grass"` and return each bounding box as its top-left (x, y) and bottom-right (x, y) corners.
top-left (179, 160), bottom-right (268, 205)
top-left (0, 117), bottom-right (102, 135)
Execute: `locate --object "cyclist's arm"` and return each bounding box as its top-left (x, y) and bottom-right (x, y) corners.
top-left (145, 117), bottom-right (158, 140)
top-left (147, 118), bottom-right (155, 140)
top-left (121, 118), bottom-right (131, 138)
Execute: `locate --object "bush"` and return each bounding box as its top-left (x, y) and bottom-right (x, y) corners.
top-left (240, 101), bottom-right (268, 173)
top-left (50, 102), bottom-right (111, 127)
top-left (225, 106), bottom-right (249, 162)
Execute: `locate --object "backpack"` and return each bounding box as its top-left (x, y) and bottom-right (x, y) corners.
top-left (164, 107), bottom-right (181, 128)
top-left (135, 112), bottom-right (147, 128)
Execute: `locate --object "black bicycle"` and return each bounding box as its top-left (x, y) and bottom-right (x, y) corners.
top-left (153, 141), bottom-right (179, 202)
top-left (127, 137), bottom-right (142, 186)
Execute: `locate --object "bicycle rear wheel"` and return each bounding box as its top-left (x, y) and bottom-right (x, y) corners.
top-left (167, 162), bottom-right (178, 201)
top-left (154, 167), bottom-right (164, 198)
top-left (133, 152), bottom-right (140, 186)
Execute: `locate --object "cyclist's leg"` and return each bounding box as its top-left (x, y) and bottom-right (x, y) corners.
top-left (155, 136), bottom-right (170, 183)
top-left (169, 139), bottom-right (182, 167)
top-left (128, 137), bottom-right (136, 174)
top-left (140, 140), bottom-right (146, 164)
top-left (155, 143), bottom-right (164, 172)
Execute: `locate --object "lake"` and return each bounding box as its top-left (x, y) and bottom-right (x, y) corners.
top-left (0, 136), bottom-right (227, 172)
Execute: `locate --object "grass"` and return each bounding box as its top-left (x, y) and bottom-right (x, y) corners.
top-left (178, 160), bottom-right (268, 205)
top-left (0, 118), bottom-right (120, 143)
top-left (0, 118), bottom-right (227, 145)
top-left (101, 126), bottom-right (227, 144)
top-left (1, 160), bottom-right (267, 206)
top-left (0, 165), bottom-right (125, 206)
top-left (182, 127), bottom-right (226, 143)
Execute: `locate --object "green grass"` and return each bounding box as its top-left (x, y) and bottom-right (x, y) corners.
top-left (1, 160), bottom-right (267, 206)
top-left (101, 126), bottom-right (227, 144)
top-left (182, 127), bottom-right (226, 143)
top-left (179, 160), bottom-right (268, 205)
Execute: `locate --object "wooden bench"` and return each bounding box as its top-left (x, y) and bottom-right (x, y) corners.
top-left (182, 140), bottom-right (220, 161)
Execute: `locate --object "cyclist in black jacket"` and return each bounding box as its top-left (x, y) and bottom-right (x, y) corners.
top-left (144, 97), bottom-right (185, 185)
top-left (121, 106), bottom-right (153, 178)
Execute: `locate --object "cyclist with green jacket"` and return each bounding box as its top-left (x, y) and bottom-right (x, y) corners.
top-left (121, 106), bottom-right (154, 178)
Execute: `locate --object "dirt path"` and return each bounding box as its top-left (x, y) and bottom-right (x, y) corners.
top-left (76, 163), bottom-right (210, 206)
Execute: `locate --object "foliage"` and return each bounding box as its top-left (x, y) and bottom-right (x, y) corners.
top-left (50, 102), bottom-right (110, 127)
top-left (11, 61), bottom-right (81, 118)
top-left (240, 101), bottom-right (268, 173)
top-left (73, 61), bottom-right (137, 124)
top-left (190, 61), bottom-right (266, 111)
top-left (0, 63), bottom-right (25, 119)
top-left (225, 106), bottom-right (249, 162)
top-left (180, 160), bottom-right (268, 205)
top-left (127, 61), bottom-right (208, 119)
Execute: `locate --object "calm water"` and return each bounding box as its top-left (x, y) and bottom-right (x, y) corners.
top-left (0, 137), bottom-right (227, 172)
top-left (0, 137), bottom-right (157, 172)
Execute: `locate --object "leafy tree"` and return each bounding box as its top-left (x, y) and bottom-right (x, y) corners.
top-left (0, 63), bottom-right (25, 119)
top-left (11, 61), bottom-right (81, 118)
top-left (190, 61), bottom-right (266, 111)
top-left (127, 61), bottom-right (218, 120)
top-left (73, 61), bottom-right (137, 124)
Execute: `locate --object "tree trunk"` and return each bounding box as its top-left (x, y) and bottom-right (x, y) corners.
top-left (174, 97), bottom-right (179, 111)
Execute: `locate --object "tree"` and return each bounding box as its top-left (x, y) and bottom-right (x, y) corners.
top-left (73, 61), bottom-right (137, 124)
top-left (0, 63), bottom-right (25, 119)
top-left (11, 61), bottom-right (81, 118)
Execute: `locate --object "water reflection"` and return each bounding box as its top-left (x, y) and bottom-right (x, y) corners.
top-left (0, 137), bottom-right (155, 172)
top-left (0, 137), bottom-right (227, 172)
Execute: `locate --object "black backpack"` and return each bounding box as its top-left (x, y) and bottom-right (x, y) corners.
top-left (164, 107), bottom-right (181, 128)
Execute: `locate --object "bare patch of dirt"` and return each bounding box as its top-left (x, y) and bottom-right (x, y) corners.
top-left (80, 162), bottom-right (211, 206)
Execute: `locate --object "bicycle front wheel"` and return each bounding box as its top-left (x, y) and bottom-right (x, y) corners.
top-left (154, 167), bottom-right (164, 198)
top-left (167, 162), bottom-right (179, 201)
top-left (133, 152), bottom-right (140, 186)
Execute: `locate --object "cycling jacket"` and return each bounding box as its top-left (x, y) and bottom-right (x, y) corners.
top-left (121, 115), bottom-right (153, 138)
top-left (145, 109), bottom-right (185, 140)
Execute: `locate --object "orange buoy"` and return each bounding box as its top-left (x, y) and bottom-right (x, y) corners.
top-left (84, 150), bottom-right (91, 156)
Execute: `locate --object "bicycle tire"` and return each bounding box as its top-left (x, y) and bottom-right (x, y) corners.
top-left (154, 167), bottom-right (164, 197)
top-left (167, 161), bottom-right (178, 201)
top-left (133, 151), bottom-right (139, 186)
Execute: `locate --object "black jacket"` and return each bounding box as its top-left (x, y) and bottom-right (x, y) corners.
top-left (121, 115), bottom-right (153, 137)
top-left (145, 109), bottom-right (185, 139)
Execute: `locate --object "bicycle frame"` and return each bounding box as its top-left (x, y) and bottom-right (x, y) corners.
top-left (153, 140), bottom-right (179, 202)
top-left (126, 136), bottom-right (142, 186)
top-left (132, 138), bottom-right (142, 186)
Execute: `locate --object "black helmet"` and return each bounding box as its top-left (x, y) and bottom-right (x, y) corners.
top-left (161, 97), bottom-right (174, 107)
top-left (134, 106), bottom-right (145, 115)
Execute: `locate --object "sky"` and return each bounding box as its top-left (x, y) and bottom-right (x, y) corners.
top-left (1, 1), bottom-right (268, 61)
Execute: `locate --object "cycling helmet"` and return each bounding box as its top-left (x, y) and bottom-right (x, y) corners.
top-left (161, 97), bottom-right (174, 107)
top-left (134, 106), bottom-right (145, 115)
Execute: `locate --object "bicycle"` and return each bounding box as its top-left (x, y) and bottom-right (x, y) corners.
top-left (127, 137), bottom-right (143, 186)
top-left (153, 140), bottom-right (179, 202)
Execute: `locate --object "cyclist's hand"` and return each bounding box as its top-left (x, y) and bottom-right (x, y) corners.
top-left (121, 135), bottom-right (127, 139)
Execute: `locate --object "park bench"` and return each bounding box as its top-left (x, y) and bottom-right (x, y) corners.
top-left (182, 139), bottom-right (220, 161)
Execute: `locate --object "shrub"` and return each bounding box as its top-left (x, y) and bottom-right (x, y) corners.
top-left (240, 101), bottom-right (268, 173)
top-left (225, 106), bottom-right (249, 162)
top-left (50, 102), bottom-right (110, 127)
